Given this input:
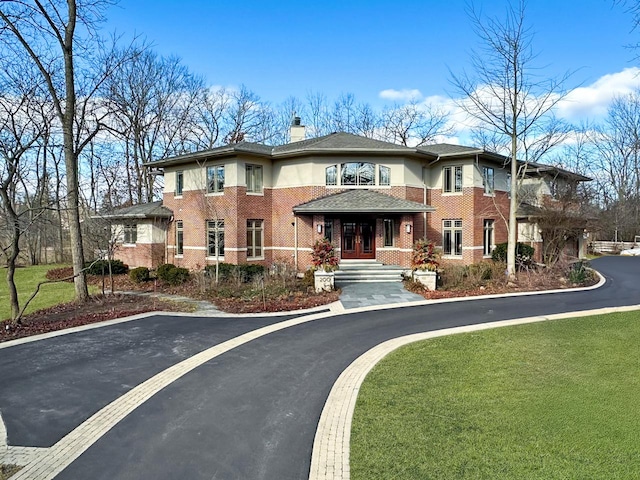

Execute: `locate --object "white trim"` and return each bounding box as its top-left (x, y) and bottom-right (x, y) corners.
top-left (462, 246), bottom-right (484, 250)
top-left (224, 247), bottom-right (247, 252)
top-left (205, 256), bottom-right (225, 261)
top-left (247, 256), bottom-right (265, 261)
top-left (184, 246), bottom-right (207, 251)
top-left (205, 192), bottom-right (224, 197)
top-left (246, 192), bottom-right (264, 196)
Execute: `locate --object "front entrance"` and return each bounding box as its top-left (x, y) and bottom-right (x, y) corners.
top-left (341, 220), bottom-right (375, 259)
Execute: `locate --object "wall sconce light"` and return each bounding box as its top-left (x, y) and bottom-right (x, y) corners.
top-left (405, 223), bottom-right (412, 234)
top-left (317, 224), bottom-right (323, 233)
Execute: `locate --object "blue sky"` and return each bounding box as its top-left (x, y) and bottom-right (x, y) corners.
top-left (104, 1), bottom-right (640, 123)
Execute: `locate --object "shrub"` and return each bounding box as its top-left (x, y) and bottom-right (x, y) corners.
top-left (204, 263), bottom-right (265, 282)
top-left (491, 242), bottom-right (535, 270)
top-left (129, 266), bottom-right (150, 283)
top-left (156, 263), bottom-right (190, 285)
top-left (311, 238), bottom-right (339, 272)
top-left (302, 268), bottom-right (315, 288)
top-left (85, 259), bottom-right (128, 275)
top-left (411, 239), bottom-right (439, 271)
top-left (568, 259), bottom-right (591, 284)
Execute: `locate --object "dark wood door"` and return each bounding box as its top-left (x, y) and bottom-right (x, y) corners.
top-left (342, 221), bottom-right (375, 259)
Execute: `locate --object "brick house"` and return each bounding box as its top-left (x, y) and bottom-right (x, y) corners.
top-left (107, 130), bottom-right (589, 271)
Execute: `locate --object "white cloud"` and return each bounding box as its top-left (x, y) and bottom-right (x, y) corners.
top-left (379, 88), bottom-right (423, 102)
top-left (557, 68), bottom-right (640, 120)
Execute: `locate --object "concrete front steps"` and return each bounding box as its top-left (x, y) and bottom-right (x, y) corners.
top-left (334, 259), bottom-right (406, 284)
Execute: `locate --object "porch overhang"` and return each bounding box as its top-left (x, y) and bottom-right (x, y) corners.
top-left (292, 189), bottom-right (434, 214)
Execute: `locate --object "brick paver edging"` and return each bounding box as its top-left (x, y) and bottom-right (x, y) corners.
top-left (7, 309), bottom-right (337, 480)
top-left (308, 303), bottom-right (640, 480)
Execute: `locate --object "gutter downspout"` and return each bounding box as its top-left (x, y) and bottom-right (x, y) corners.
top-left (293, 216), bottom-right (298, 270)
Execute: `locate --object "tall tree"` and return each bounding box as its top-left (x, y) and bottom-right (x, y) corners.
top-left (450, 1), bottom-right (570, 278)
top-left (0, 0), bottom-right (123, 301)
top-left (381, 99), bottom-right (452, 146)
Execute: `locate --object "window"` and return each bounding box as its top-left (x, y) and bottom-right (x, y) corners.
top-left (324, 219), bottom-right (334, 242)
top-left (247, 219), bottom-right (263, 259)
top-left (443, 219), bottom-right (462, 256)
top-left (443, 166), bottom-right (462, 193)
top-left (207, 220), bottom-right (224, 257)
top-left (207, 165), bottom-right (225, 193)
top-left (123, 223), bottom-right (137, 244)
top-left (483, 220), bottom-right (494, 256)
top-left (246, 164), bottom-right (263, 193)
top-left (383, 219), bottom-right (394, 247)
top-left (506, 173), bottom-right (512, 196)
top-left (326, 165), bottom-right (337, 186)
top-left (379, 165), bottom-right (391, 186)
top-left (176, 221), bottom-right (184, 255)
top-left (483, 166), bottom-right (494, 194)
top-left (176, 171), bottom-right (184, 195)
top-left (341, 162), bottom-right (375, 186)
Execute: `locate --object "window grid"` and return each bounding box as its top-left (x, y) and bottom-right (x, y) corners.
top-left (326, 165), bottom-right (337, 186)
top-left (443, 219), bottom-right (462, 256)
top-left (340, 162), bottom-right (375, 186)
top-left (246, 164), bottom-right (263, 193)
top-left (383, 219), bottom-right (394, 247)
top-left (483, 166), bottom-right (494, 194)
top-left (379, 165), bottom-right (391, 186)
top-left (207, 220), bottom-right (224, 257)
top-left (483, 219), bottom-right (494, 256)
top-left (443, 166), bottom-right (462, 193)
top-left (207, 165), bottom-right (225, 193)
top-left (176, 220), bottom-right (184, 255)
top-left (247, 219), bottom-right (264, 259)
top-left (176, 171), bottom-right (184, 195)
top-left (324, 220), bottom-right (334, 243)
top-left (123, 223), bottom-right (137, 244)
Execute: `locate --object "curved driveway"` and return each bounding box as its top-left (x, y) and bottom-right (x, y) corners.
top-left (0, 256), bottom-right (638, 479)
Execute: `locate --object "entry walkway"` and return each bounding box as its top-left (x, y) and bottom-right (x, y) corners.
top-left (337, 282), bottom-right (424, 309)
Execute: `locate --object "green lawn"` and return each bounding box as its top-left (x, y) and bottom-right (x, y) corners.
top-left (0, 265), bottom-right (78, 321)
top-left (351, 312), bottom-right (640, 479)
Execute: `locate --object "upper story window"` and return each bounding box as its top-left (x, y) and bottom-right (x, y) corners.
top-left (246, 164), bottom-right (263, 193)
top-left (207, 165), bottom-right (225, 193)
top-left (176, 171), bottom-right (184, 196)
top-left (326, 165), bottom-right (337, 186)
top-left (379, 165), bottom-right (391, 186)
top-left (123, 223), bottom-right (137, 244)
top-left (443, 166), bottom-right (462, 193)
top-left (483, 166), bottom-right (494, 194)
top-left (341, 162), bottom-right (375, 186)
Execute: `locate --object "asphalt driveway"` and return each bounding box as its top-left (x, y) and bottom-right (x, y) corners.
top-left (0, 256), bottom-right (638, 479)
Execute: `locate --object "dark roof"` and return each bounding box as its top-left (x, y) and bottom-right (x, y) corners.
top-left (293, 189), bottom-right (434, 214)
top-left (516, 202), bottom-right (543, 218)
top-left (419, 143), bottom-right (484, 156)
top-left (524, 162), bottom-right (591, 182)
top-left (95, 201), bottom-right (173, 220)
top-left (273, 132), bottom-right (413, 155)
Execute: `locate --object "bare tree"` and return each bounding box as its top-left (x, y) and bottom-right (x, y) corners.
top-left (450, 1), bottom-right (570, 278)
top-left (381, 99), bottom-right (452, 146)
top-left (0, 0), bottom-right (128, 301)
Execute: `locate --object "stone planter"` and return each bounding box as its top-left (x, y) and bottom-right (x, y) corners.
top-left (413, 269), bottom-right (437, 290)
top-left (314, 270), bottom-right (335, 293)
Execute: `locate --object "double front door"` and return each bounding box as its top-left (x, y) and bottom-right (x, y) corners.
top-left (341, 220), bottom-right (375, 259)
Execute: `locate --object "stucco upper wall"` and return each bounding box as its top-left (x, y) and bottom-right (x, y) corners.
top-left (163, 156), bottom-right (272, 194)
top-left (272, 154), bottom-right (425, 188)
top-left (111, 221), bottom-right (167, 244)
top-left (428, 157), bottom-right (510, 192)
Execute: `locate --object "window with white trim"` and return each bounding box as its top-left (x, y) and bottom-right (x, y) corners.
top-left (379, 165), bottom-right (391, 186)
top-left (326, 165), bottom-right (337, 186)
top-left (483, 166), bottom-right (494, 194)
top-left (207, 165), bottom-right (225, 193)
top-left (247, 219), bottom-right (263, 259)
top-left (207, 220), bottom-right (224, 257)
top-left (246, 164), bottom-right (263, 193)
top-left (341, 162), bottom-right (375, 186)
top-left (383, 219), bottom-right (394, 247)
top-left (123, 223), bottom-right (137, 244)
top-left (483, 219), bottom-right (494, 256)
top-left (443, 219), bottom-right (462, 256)
top-left (176, 171), bottom-right (184, 195)
top-left (443, 166), bottom-right (462, 193)
top-left (176, 220), bottom-right (184, 255)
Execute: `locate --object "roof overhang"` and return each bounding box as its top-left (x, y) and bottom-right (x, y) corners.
top-left (293, 189), bottom-right (435, 214)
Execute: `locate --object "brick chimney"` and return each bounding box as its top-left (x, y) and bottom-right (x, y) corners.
top-left (290, 115), bottom-right (306, 143)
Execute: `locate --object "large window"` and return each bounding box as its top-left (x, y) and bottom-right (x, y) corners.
top-left (379, 165), bottom-right (391, 186)
top-left (383, 219), bottom-right (394, 247)
top-left (483, 219), bottom-right (494, 256)
top-left (443, 219), bottom-right (462, 256)
top-left (176, 171), bottom-right (184, 195)
top-left (207, 165), bottom-right (225, 193)
top-left (483, 166), bottom-right (494, 194)
top-left (443, 166), bottom-right (462, 193)
top-left (326, 165), bottom-right (337, 186)
top-left (341, 162), bottom-right (375, 186)
top-left (247, 219), bottom-right (263, 259)
top-left (246, 164), bottom-right (263, 193)
top-left (123, 223), bottom-right (137, 244)
top-left (207, 220), bottom-right (224, 257)
top-left (176, 221), bottom-right (184, 255)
